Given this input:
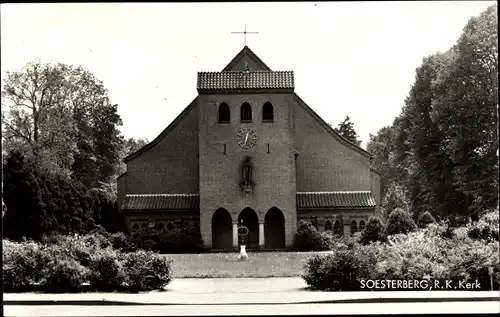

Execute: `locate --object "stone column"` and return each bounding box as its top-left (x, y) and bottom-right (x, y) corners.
top-left (342, 216), bottom-right (351, 238)
top-left (232, 221), bottom-right (239, 251)
top-left (259, 220), bottom-right (265, 249)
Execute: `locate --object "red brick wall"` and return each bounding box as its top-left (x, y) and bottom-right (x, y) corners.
top-left (293, 97), bottom-right (373, 192)
top-left (197, 93), bottom-right (297, 247)
top-left (124, 101), bottom-right (200, 194)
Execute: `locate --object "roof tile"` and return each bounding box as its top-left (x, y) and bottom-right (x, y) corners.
top-left (296, 191), bottom-right (376, 208)
top-left (121, 191), bottom-right (375, 212)
top-left (121, 194), bottom-right (199, 211)
top-left (197, 71), bottom-right (294, 91)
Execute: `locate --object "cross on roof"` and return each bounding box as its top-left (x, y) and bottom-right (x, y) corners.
top-left (231, 24), bottom-right (259, 70)
top-left (231, 24), bottom-right (259, 47)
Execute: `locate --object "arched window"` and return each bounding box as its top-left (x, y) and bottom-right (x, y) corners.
top-left (240, 102), bottom-right (252, 122)
top-left (167, 222), bottom-right (174, 230)
top-left (333, 220), bottom-right (342, 235)
top-left (262, 102), bottom-right (274, 122)
top-left (359, 220), bottom-right (366, 231)
top-left (324, 220), bottom-right (332, 231)
top-left (132, 223), bottom-right (139, 231)
top-left (351, 220), bottom-right (358, 235)
top-left (218, 102), bottom-right (230, 123)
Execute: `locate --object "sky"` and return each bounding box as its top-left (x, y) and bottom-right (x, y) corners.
top-left (0, 1), bottom-right (495, 149)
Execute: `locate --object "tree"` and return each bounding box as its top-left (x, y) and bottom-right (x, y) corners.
top-left (2, 150), bottom-right (107, 241)
top-left (403, 52), bottom-right (459, 221)
top-left (367, 126), bottom-right (405, 198)
top-left (432, 5), bottom-right (498, 220)
top-left (1, 61), bottom-right (78, 177)
top-left (368, 5), bottom-right (498, 225)
top-left (334, 116), bottom-right (362, 146)
top-left (380, 182), bottom-right (411, 219)
top-left (2, 150), bottom-right (51, 241)
top-left (1, 60), bottom-right (123, 188)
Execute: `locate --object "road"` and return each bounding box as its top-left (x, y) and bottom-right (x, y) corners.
top-left (4, 277), bottom-right (499, 316)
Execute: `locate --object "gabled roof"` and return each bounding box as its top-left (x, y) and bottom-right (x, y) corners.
top-left (222, 46), bottom-right (272, 71)
top-left (123, 97), bottom-right (198, 162)
top-left (294, 94), bottom-right (372, 158)
top-left (197, 70), bottom-right (294, 92)
top-left (123, 47), bottom-right (372, 163)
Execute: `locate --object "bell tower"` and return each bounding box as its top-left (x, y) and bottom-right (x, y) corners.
top-left (197, 46), bottom-right (297, 250)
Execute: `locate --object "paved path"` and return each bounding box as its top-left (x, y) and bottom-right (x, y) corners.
top-left (4, 277), bottom-right (500, 316)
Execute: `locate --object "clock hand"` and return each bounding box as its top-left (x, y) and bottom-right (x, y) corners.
top-left (244, 132), bottom-right (249, 145)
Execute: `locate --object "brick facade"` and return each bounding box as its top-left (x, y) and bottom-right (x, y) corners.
top-left (119, 46), bottom-right (380, 249)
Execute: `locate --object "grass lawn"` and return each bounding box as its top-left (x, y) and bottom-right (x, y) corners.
top-left (166, 251), bottom-right (330, 278)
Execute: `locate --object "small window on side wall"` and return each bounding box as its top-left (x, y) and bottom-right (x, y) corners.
top-left (359, 220), bottom-right (365, 231)
top-left (241, 102), bottom-right (252, 122)
top-left (262, 102), bottom-right (274, 122)
top-left (218, 102), bottom-right (230, 123)
top-left (325, 220), bottom-right (332, 231)
top-left (350, 220), bottom-right (358, 235)
top-left (333, 220), bottom-right (342, 236)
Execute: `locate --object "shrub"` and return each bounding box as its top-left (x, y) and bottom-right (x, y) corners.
top-left (385, 208), bottom-right (417, 236)
top-left (295, 220), bottom-right (327, 251)
top-left (301, 221), bottom-right (499, 291)
top-left (319, 231), bottom-right (336, 250)
top-left (120, 250), bottom-right (173, 292)
top-left (158, 226), bottom-right (204, 254)
top-left (131, 225), bottom-right (204, 254)
top-left (359, 217), bottom-right (387, 245)
top-left (417, 211), bottom-right (436, 228)
top-left (467, 210), bottom-right (499, 242)
top-left (82, 231), bottom-right (112, 249)
top-left (109, 232), bottom-right (135, 252)
top-left (88, 248), bottom-right (126, 292)
top-left (45, 234), bottom-right (95, 267)
top-left (3, 240), bottom-right (51, 291)
top-left (302, 249), bottom-right (361, 291)
top-left (42, 256), bottom-right (89, 293)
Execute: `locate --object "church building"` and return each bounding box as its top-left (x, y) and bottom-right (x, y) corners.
top-left (117, 46), bottom-right (380, 250)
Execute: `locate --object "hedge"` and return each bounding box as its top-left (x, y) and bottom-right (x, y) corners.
top-left (3, 233), bottom-right (173, 293)
top-left (302, 212), bottom-right (500, 291)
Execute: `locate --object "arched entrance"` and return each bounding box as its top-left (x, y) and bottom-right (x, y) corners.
top-left (265, 207), bottom-right (285, 249)
top-left (238, 208), bottom-right (259, 249)
top-left (212, 208), bottom-right (232, 250)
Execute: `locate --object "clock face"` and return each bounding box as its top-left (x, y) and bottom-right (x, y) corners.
top-left (237, 128), bottom-right (257, 149)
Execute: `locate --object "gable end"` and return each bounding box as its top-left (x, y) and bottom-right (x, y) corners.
top-left (123, 97), bottom-right (198, 162)
top-left (223, 46), bottom-right (272, 71)
top-left (294, 94), bottom-right (371, 159)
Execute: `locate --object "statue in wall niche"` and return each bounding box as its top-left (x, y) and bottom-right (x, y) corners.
top-left (241, 156), bottom-right (253, 187)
